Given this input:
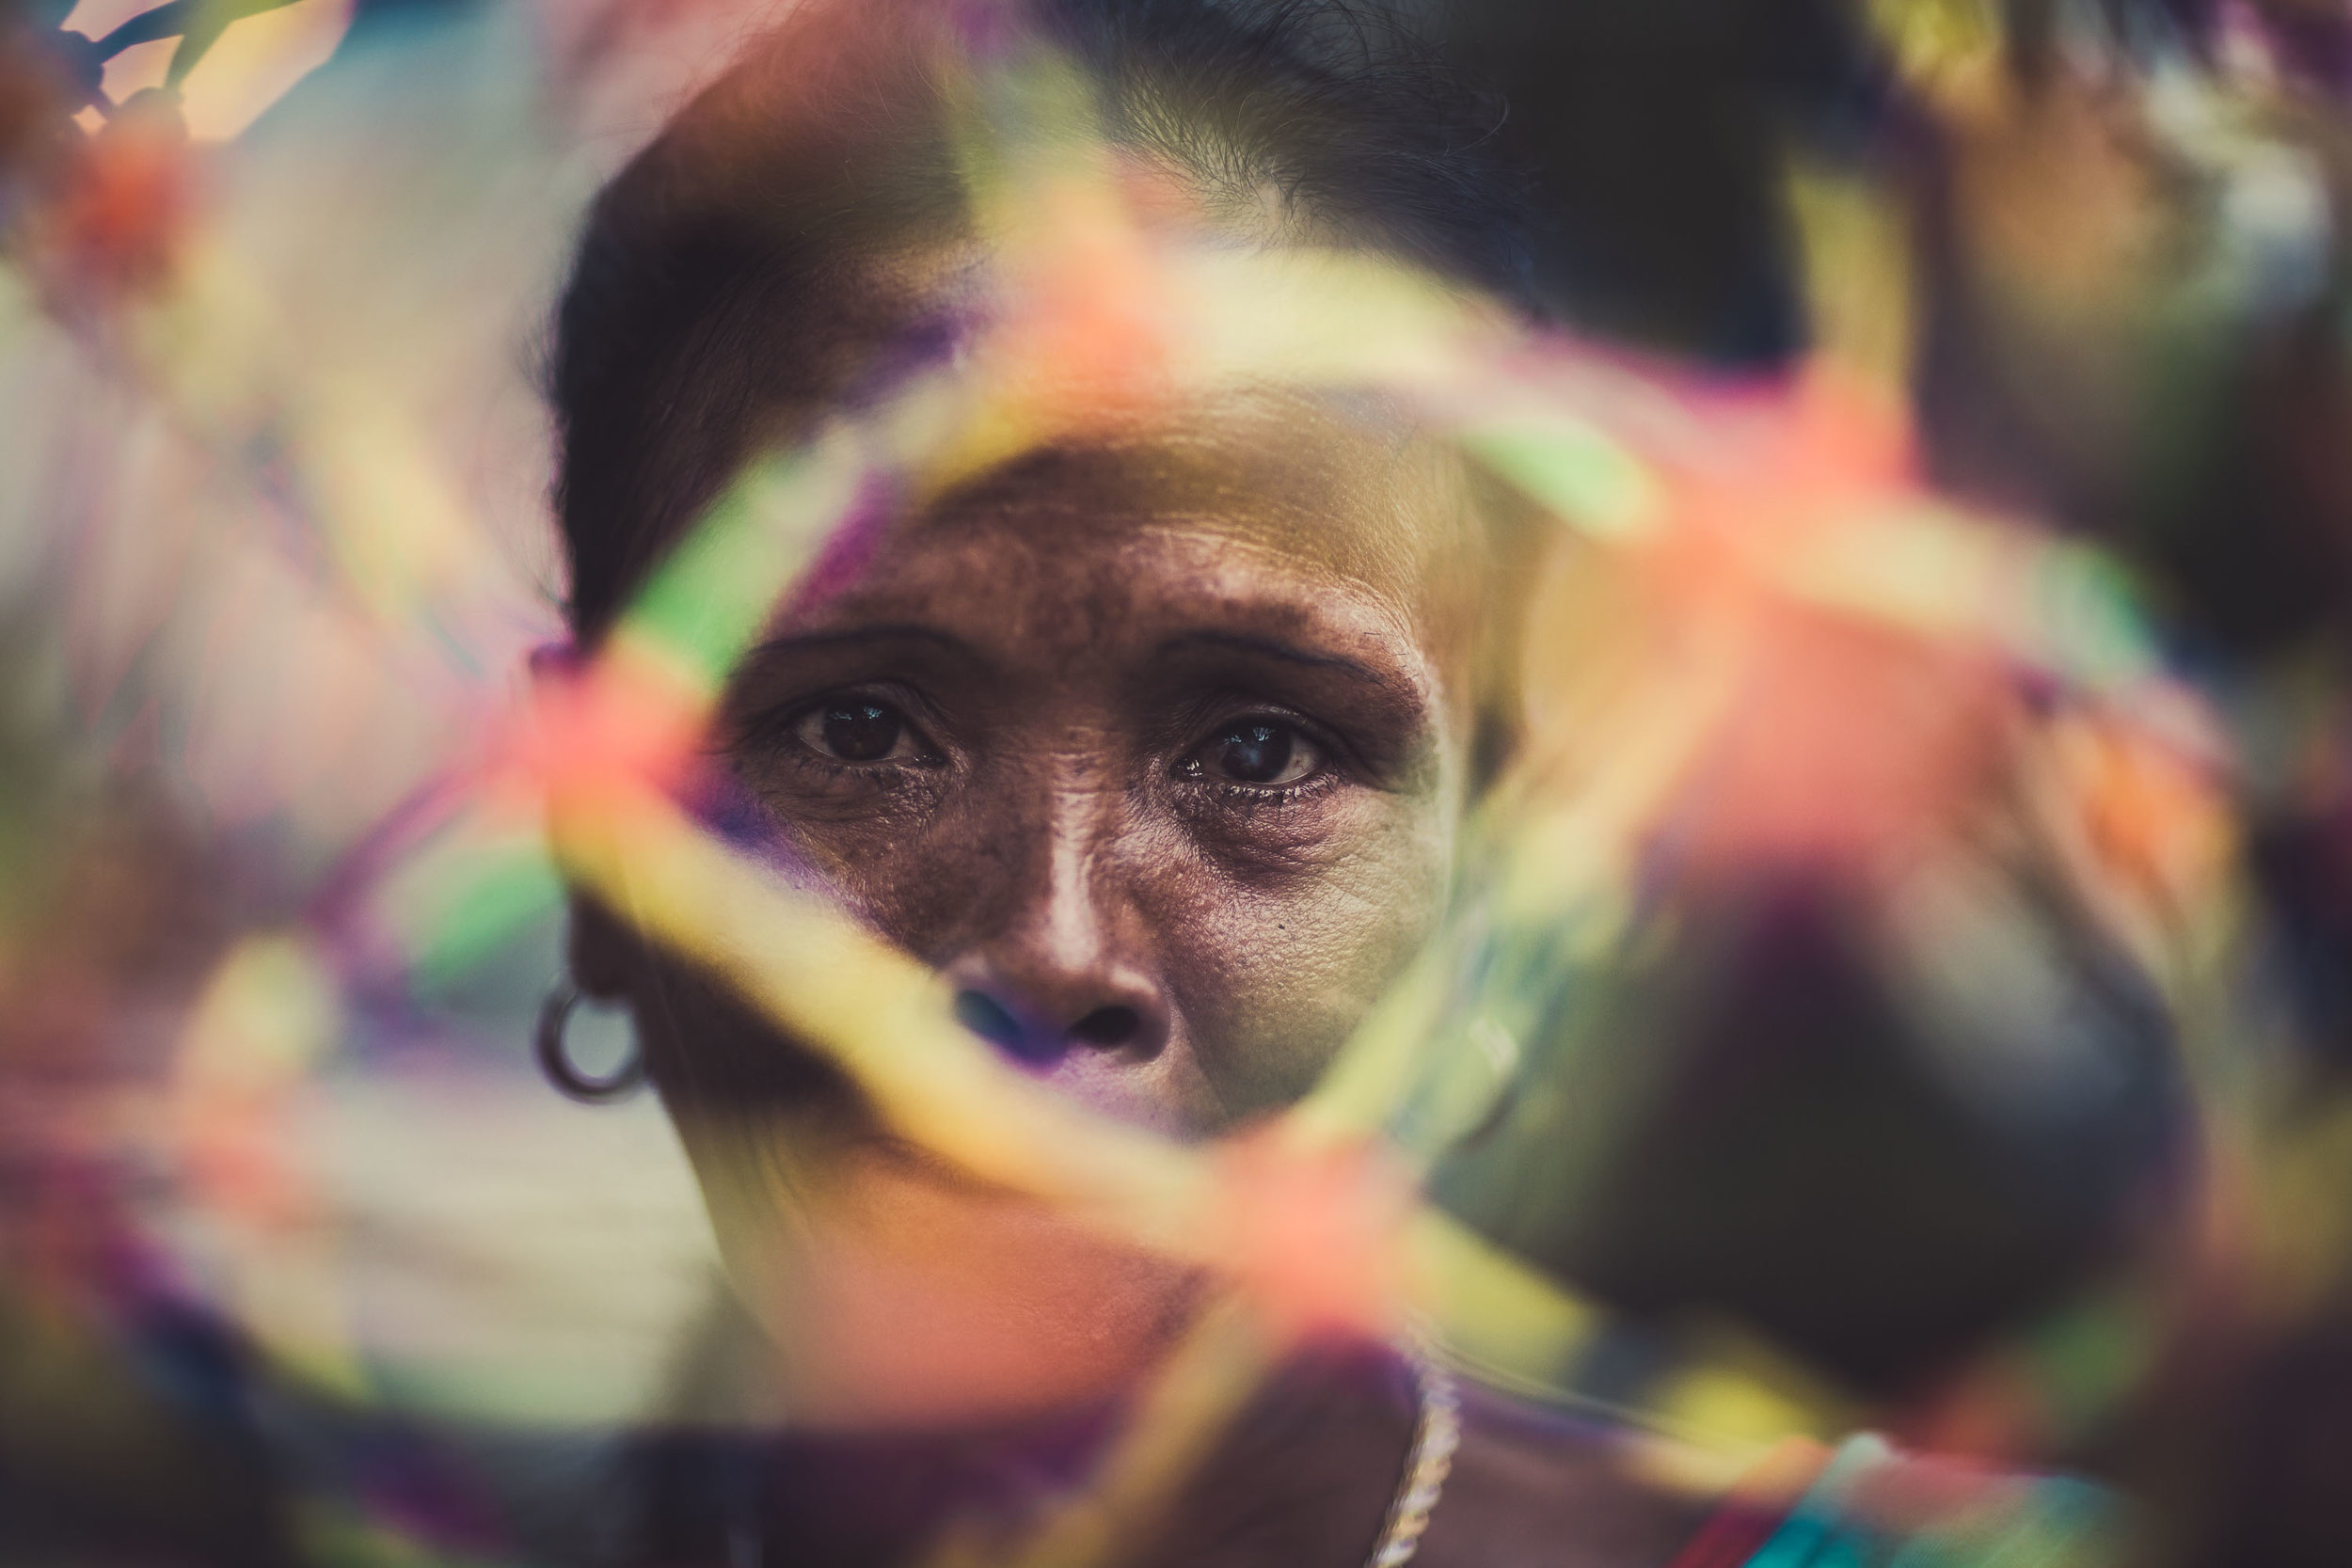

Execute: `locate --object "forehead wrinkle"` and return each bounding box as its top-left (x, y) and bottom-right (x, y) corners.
top-left (933, 504), bottom-right (1428, 635)
top-left (810, 512), bottom-right (1441, 719)
top-left (912, 418), bottom-right (1462, 608)
top-left (790, 390), bottom-right (1480, 737)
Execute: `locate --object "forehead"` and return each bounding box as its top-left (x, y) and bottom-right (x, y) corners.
top-left (804, 390), bottom-right (1479, 642)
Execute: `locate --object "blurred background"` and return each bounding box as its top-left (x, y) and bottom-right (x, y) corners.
top-left (3, 0), bottom-right (2351, 1564)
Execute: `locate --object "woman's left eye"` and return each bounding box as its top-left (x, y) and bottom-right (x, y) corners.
top-left (1183, 718), bottom-right (1323, 788)
top-left (790, 698), bottom-right (929, 764)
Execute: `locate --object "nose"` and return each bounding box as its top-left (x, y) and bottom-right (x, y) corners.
top-left (941, 799), bottom-right (1171, 1068)
top-left (950, 987), bottom-right (1153, 1065)
top-left (947, 950), bottom-right (1169, 1067)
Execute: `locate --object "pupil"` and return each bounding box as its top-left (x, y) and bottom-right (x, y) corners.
top-left (1217, 722), bottom-right (1292, 784)
top-left (821, 702), bottom-right (900, 762)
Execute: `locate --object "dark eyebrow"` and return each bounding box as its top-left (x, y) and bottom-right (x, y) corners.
top-left (742, 624), bottom-right (980, 663)
top-left (1153, 630), bottom-right (1416, 702)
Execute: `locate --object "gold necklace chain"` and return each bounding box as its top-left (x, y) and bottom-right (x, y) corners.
top-left (1367, 1345), bottom-right (1462, 1568)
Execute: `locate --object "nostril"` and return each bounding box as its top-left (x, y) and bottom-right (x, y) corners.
top-left (1067, 1005), bottom-right (1141, 1049)
top-left (954, 990), bottom-right (1148, 1062)
top-left (955, 989), bottom-right (1061, 1064)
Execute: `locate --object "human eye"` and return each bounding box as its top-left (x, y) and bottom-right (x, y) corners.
top-left (1176, 715), bottom-right (1328, 792)
top-left (787, 695), bottom-right (936, 767)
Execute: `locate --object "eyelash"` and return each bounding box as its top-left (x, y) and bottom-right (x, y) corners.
top-left (777, 745), bottom-right (930, 786)
top-left (1192, 770), bottom-right (1343, 812)
top-left (1172, 712), bottom-right (1346, 807)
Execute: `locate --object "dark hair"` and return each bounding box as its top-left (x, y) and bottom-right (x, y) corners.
top-left (547, 0), bottom-right (1538, 638)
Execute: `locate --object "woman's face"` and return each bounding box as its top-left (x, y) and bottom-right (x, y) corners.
top-left (726, 391), bottom-right (1482, 1135)
top-left (601, 389), bottom-right (1494, 1421)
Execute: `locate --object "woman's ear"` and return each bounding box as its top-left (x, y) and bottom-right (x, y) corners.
top-left (565, 892), bottom-right (640, 1003)
top-left (1460, 466), bottom-right (1543, 801)
top-left (535, 639), bottom-right (640, 1001)
top-left (1466, 702), bottom-right (1524, 799)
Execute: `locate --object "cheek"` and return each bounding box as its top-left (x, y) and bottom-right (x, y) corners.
top-left (725, 771), bottom-right (951, 878)
top-left (1143, 794), bottom-right (1455, 1113)
top-left (709, 759), bottom-right (969, 946)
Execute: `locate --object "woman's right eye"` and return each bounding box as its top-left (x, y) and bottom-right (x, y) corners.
top-left (789, 699), bottom-right (929, 765)
top-left (1181, 717), bottom-right (1325, 788)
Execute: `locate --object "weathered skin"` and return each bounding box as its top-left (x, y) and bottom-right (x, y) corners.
top-left (723, 395), bottom-right (1481, 1135)
top-left (574, 388), bottom-right (1498, 1427)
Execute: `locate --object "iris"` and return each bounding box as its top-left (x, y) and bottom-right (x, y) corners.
top-left (1214, 721), bottom-right (1295, 784)
top-left (818, 701), bottom-right (903, 762)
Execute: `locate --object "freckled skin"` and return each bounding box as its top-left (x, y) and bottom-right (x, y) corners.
top-left (580, 389), bottom-right (1493, 1425)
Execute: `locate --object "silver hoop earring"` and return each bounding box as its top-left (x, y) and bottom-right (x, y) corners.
top-left (536, 984), bottom-right (646, 1103)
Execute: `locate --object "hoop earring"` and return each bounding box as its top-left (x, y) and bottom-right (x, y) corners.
top-left (536, 984), bottom-right (646, 1103)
